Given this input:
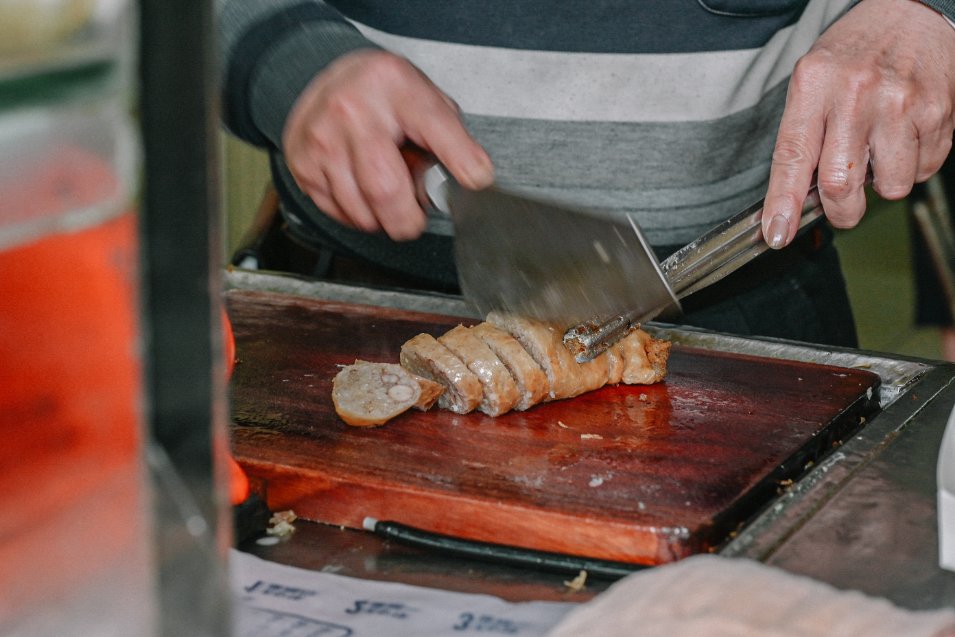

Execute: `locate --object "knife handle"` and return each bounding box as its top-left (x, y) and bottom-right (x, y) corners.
top-left (400, 144), bottom-right (452, 215)
top-left (661, 187), bottom-right (824, 300)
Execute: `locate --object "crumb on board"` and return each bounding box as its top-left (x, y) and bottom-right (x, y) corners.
top-left (580, 433), bottom-right (603, 440)
top-left (564, 570), bottom-right (588, 592)
top-left (266, 510), bottom-right (298, 538)
top-left (557, 421), bottom-right (570, 429)
top-left (255, 535), bottom-right (280, 547)
top-left (639, 393), bottom-right (648, 401)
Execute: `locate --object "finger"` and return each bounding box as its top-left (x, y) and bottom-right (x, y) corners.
top-left (914, 122), bottom-right (953, 183)
top-left (400, 87), bottom-right (494, 190)
top-left (292, 164), bottom-right (357, 229)
top-left (762, 68), bottom-right (826, 249)
top-left (324, 158), bottom-right (381, 234)
top-left (283, 125), bottom-right (360, 227)
top-left (304, 185), bottom-right (353, 229)
top-left (286, 156), bottom-right (349, 227)
top-left (352, 135), bottom-right (427, 241)
top-left (868, 118), bottom-right (918, 201)
top-left (814, 104), bottom-right (870, 228)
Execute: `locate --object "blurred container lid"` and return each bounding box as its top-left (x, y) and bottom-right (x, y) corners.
top-left (0, 0), bottom-right (130, 87)
top-left (0, 99), bottom-right (139, 249)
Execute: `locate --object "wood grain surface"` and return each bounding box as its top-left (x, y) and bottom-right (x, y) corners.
top-left (227, 289), bottom-right (881, 565)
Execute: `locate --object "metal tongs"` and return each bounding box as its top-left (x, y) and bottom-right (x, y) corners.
top-left (563, 185), bottom-right (826, 361)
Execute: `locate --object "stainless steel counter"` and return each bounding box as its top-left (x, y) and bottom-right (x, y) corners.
top-left (228, 269), bottom-right (955, 611)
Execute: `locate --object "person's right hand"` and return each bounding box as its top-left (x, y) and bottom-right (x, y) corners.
top-left (281, 49), bottom-right (494, 241)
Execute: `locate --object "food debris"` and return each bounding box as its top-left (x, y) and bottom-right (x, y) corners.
top-left (266, 509), bottom-right (298, 538)
top-left (777, 478), bottom-right (794, 493)
top-left (557, 420), bottom-right (570, 429)
top-left (638, 393), bottom-right (648, 401)
top-left (564, 570), bottom-right (588, 592)
top-left (580, 433), bottom-right (603, 440)
top-left (255, 535), bottom-right (280, 547)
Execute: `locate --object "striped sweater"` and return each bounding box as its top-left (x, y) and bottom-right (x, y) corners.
top-left (218, 0), bottom-right (954, 281)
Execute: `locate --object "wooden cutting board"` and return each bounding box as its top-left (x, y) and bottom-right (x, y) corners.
top-left (227, 289), bottom-right (881, 566)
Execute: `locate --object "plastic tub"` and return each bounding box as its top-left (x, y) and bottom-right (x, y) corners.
top-left (0, 97), bottom-right (139, 251)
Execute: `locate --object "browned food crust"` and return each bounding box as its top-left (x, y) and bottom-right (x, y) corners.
top-left (411, 374), bottom-right (446, 410)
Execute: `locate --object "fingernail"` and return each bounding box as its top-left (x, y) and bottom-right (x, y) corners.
top-left (466, 153), bottom-right (494, 189)
top-left (767, 214), bottom-right (790, 249)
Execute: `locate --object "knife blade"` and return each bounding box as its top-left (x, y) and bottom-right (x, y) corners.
top-left (424, 165), bottom-right (679, 327)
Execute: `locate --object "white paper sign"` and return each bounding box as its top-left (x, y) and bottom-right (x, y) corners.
top-left (230, 549), bottom-right (575, 637)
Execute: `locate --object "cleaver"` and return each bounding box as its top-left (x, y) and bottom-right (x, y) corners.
top-left (424, 165), bottom-right (825, 361)
top-left (424, 165), bottom-right (679, 326)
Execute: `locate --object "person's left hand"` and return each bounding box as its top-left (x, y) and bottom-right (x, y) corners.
top-left (762, 0), bottom-right (955, 248)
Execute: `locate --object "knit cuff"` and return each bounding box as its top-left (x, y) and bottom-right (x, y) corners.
top-left (248, 22), bottom-right (379, 149)
top-left (222, 2), bottom-right (378, 148)
top-left (919, 0), bottom-right (955, 23)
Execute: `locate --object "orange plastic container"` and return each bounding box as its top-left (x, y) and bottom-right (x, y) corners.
top-left (0, 103), bottom-right (154, 633)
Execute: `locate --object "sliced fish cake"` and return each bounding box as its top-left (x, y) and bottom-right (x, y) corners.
top-left (400, 332), bottom-right (482, 414)
top-left (438, 324), bottom-right (520, 416)
top-left (471, 322), bottom-right (548, 410)
top-left (486, 311), bottom-right (610, 401)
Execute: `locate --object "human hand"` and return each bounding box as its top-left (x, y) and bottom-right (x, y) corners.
top-left (281, 49), bottom-right (494, 241)
top-left (762, 0), bottom-right (955, 248)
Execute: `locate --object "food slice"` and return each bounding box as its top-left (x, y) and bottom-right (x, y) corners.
top-left (438, 324), bottom-right (520, 416)
top-left (332, 360), bottom-right (428, 427)
top-left (486, 311), bottom-right (611, 401)
top-left (399, 333), bottom-right (483, 414)
top-left (413, 375), bottom-right (446, 411)
top-left (471, 322), bottom-right (549, 410)
top-left (614, 328), bottom-right (671, 385)
top-left (604, 340), bottom-right (627, 385)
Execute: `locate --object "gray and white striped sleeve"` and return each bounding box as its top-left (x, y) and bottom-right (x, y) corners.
top-left (216, 0), bottom-right (379, 149)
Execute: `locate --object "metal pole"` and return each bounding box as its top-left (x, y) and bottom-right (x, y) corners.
top-left (138, 0), bottom-right (231, 634)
